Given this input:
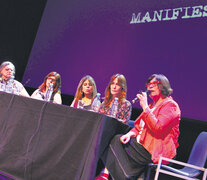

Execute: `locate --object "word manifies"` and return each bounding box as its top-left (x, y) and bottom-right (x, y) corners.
top-left (130, 5), bottom-right (207, 24)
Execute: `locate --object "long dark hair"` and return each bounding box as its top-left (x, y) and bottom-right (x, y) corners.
top-left (73, 75), bottom-right (97, 107)
top-left (104, 74), bottom-right (127, 107)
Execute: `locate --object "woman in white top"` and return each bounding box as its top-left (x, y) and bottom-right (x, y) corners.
top-left (70, 75), bottom-right (98, 110)
top-left (31, 72), bottom-right (62, 104)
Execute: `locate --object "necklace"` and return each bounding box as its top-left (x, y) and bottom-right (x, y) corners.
top-left (82, 97), bottom-right (92, 106)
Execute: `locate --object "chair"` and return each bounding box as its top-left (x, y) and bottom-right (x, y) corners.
top-left (147, 132), bottom-right (207, 180)
top-left (128, 120), bottom-right (135, 128)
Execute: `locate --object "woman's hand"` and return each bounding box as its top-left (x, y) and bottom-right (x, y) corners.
top-left (120, 134), bottom-right (130, 144)
top-left (120, 131), bottom-right (136, 144)
top-left (136, 92), bottom-right (148, 111)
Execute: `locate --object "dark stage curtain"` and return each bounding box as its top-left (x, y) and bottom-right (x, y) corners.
top-left (0, 0), bottom-right (47, 81)
top-left (0, 92), bottom-right (130, 180)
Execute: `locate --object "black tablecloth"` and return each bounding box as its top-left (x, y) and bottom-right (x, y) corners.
top-left (0, 92), bottom-right (130, 180)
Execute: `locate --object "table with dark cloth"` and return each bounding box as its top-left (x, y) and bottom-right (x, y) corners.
top-left (0, 92), bottom-right (130, 180)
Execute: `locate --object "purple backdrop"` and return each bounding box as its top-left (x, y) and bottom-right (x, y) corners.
top-left (23, 0), bottom-right (207, 122)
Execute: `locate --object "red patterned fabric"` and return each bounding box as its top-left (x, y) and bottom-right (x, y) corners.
top-left (99, 100), bottom-right (132, 124)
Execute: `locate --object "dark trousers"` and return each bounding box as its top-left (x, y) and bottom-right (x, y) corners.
top-left (103, 135), bottom-right (153, 180)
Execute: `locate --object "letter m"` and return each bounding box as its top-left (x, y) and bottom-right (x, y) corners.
top-left (130, 13), bottom-right (141, 24)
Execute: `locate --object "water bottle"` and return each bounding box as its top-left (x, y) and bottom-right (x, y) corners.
top-left (110, 97), bottom-right (119, 118)
top-left (13, 83), bottom-right (21, 95)
top-left (45, 83), bottom-right (53, 102)
top-left (91, 93), bottom-right (101, 112)
top-left (77, 100), bottom-right (84, 109)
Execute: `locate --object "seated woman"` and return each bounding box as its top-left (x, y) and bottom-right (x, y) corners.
top-left (31, 72), bottom-right (62, 104)
top-left (0, 61), bottom-right (29, 97)
top-left (98, 73), bottom-right (132, 124)
top-left (96, 74), bottom-right (181, 180)
top-left (70, 75), bottom-right (98, 110)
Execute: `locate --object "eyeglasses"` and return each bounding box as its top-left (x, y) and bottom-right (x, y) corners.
top-left (47, 77), bottom-right (56, 82)
top-left (145, 81), bottom-right (161, 88)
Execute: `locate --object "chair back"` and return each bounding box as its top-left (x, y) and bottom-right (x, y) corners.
top-left (128, 120), bottom-right (135, 128)
top-left (187, 131), bottom-right (207, 167)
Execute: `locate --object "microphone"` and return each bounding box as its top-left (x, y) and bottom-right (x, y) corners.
top-left (131, 90), bottom-right (151, 104)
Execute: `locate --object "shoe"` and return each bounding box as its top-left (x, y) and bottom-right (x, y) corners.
top-left (95, 172), bottom-right (109, 180)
